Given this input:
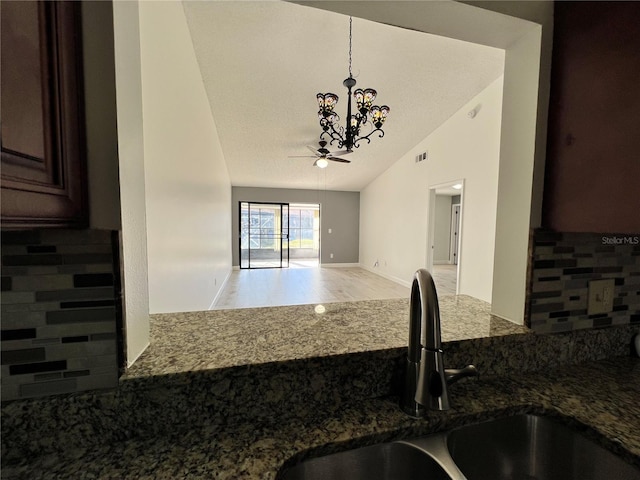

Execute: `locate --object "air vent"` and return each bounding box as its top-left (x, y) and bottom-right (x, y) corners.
top-left (415, 151), bottom-right (428, 163)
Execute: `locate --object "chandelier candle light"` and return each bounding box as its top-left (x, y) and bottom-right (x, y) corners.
top-left (316, 17), bottom-right (390, 151)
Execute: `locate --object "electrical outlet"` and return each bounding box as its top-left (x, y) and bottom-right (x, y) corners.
top-left (330, 253), bottom-right (334, 259)
top-left (588, 279), bottom-right (615, 315)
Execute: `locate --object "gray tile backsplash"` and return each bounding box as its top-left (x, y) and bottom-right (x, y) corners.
top-left (529, 230), bottom-right (640, 333)
top-left (1, 230), bottom-right (120, 401)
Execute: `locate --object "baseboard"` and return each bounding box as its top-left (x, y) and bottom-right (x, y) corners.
top-left (208, 268), bottom-right (233, 310)
top-left (359, 264), bottom-right (412, 288)
top-left (321, 262), bottom-right (360, 268)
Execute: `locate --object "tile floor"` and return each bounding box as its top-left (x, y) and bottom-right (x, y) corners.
top-left (214, 264), bottom-right (458, 309)
top-left (432, 264), bottom-right (458, 296)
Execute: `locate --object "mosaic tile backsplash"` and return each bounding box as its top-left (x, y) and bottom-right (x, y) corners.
top-left (530, 230), bottom-right (640, 333)
top-left (1, 229), bottom-right (120, 401)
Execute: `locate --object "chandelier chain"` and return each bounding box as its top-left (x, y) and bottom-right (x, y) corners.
top-left (348, 16), bottom-right (353, 78)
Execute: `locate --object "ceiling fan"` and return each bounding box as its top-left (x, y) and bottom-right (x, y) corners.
top-left (289, 140), bottom-right (352, 168)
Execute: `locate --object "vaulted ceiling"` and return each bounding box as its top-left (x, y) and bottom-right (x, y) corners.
top-left (182, 1), bottom-right (504, 191)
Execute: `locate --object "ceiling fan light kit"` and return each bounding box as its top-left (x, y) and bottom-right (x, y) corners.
top-left (316, 16), bottom-right (390, 152)
top-left (315, 158), bottom-right (329, 169)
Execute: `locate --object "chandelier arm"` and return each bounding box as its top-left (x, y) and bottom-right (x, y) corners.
top-left (320, 127), bottom-right (346, 148)
top-left (353, 128), bottom-right (385, 148)
top-left (352, 136), bottom-right (370, 149)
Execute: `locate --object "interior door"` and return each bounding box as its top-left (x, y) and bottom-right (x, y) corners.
top-left (239, 202), bottom-right (289, 269)
top-left (450, 204), bottom-right (461, 265)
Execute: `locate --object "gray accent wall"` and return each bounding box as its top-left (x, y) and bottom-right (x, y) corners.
top-left (232, 187), bottom-right (359, 266)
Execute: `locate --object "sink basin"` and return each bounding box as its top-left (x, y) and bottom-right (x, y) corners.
top-left (279, 441), bottom-right (451, 480)
top-left (447, 414), bottom-right (640, 480)
top-left (279, 414), bottom-right (640, 480)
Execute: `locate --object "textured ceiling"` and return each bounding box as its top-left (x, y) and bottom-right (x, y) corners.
top-left (182, 1), bottom-right (504, 191)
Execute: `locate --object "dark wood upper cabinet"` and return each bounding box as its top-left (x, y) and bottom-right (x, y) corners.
top-left (1, 1), bottom-right (88, 228)
top-left (542, 2), bottom-right (640, 234)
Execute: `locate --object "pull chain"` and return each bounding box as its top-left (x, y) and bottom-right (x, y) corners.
top-left (348, 16), bottom-right (353, 78)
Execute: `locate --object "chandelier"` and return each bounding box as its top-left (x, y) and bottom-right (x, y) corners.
top-left (316, 17), bottom-right (390, 152)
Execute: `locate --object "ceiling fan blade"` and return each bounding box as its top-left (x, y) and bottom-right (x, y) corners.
top-left (328, 156), bottom-right (351, 163)
top-left (288, 155), bottom-right (317, 158)
top-left (307, 145), bottom-right (320, 155)
top-left (329, 150), bottom-right (353, 156)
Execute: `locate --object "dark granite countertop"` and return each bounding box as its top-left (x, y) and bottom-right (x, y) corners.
top-left (4, 356), bottom-right (639, 479)
top-left (124, 296), bottom-right (529, 379)
top-left (3, 297), bottom-right (638, 479)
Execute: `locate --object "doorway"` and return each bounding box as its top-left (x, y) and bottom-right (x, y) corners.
top-left (239, 202), bottom-right (290, 269)
top-left (428, 181), bottom-right (464, 295)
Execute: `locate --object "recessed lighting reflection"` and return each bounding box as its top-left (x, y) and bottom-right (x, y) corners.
top-left (314, 304), bottom-right (326, 314)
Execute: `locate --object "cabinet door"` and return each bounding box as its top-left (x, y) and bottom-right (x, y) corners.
top-left (1, 1), bottom-right (87, 228)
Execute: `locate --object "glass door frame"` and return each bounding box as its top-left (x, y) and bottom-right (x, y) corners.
top-left (239, 201), bottom-right (290, 269)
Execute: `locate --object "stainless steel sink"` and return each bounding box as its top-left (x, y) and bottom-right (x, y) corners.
top-left (279, 441), bottom-right (451, 480)
top-left (447, 414), bottom-right (640, 480)
top-left (279, 414), bottom-right (640, 480)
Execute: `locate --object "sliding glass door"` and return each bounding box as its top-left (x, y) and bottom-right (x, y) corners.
top-left (288, 204), bottom-right (320, 267)
top-left (239, 202), bottom-right (290, 269)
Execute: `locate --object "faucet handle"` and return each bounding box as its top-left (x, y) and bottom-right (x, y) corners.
top-left (445, 365), bottom-right (478, 385)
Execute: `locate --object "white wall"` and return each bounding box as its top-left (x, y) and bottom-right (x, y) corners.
top-left (491, 28), bottom-right (542, 322)
top-left (112, 0), bottom-right (150, 365)
top-left (138, 2), bottom-right (232, 314)
top-left (360, 76), bottom-right (503, 301)
top-left (433, 196), bottom-right (452, 264)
